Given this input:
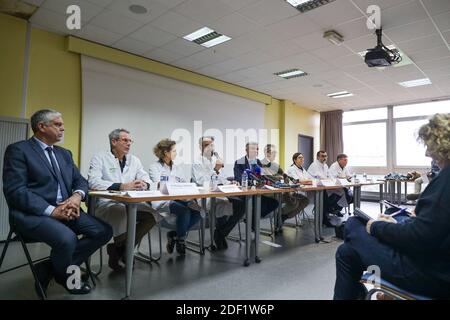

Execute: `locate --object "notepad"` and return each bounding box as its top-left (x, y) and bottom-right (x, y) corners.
top-left (218, 185), bottom-right (243, 193)
top-left (126, 190), bottom-right (163, 198)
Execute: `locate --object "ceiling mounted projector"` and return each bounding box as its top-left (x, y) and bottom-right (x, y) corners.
top-left (365, 28), bottom-right (402, 67)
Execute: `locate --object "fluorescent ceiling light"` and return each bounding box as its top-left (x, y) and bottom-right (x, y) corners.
top-left (285, 0), bottom-right (336, 13)
top-left (201, 35), bottom-right (231, 48)
top-left (274, 69), bottom-right (308, 79)
top-left (183, 27), bottom-right (231, 48)
top-left (327, 91), bottom-right (354, 98)
top-left (286, 0), bottom-right (311, 6)
top-left (398, 78), bottom-right (432, 88)
top-left (183, 27), bottom-right (214, 42)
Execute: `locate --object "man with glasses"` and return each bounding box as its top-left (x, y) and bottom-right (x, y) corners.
top-left (3, 109), bottom-right (112, 298)
top-left (88, 128), bottom-right (159, 271)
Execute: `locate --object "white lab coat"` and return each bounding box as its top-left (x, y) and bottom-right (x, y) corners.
top-left (307, 160), bottom-right (330, 179)
top-left (88, 151), bottom-right (159, 237)
top-left (148, 161), bottom-right (189, 224)
top-left (191, 155), bottom-right (233, 218)
top-left (287, 165), bottom-right (313, 198)
top-left (287, 165), bottom-right (313, 181)
top-left (328, 161), bottom-right (352, 179)
top-left (327, 161), bottom-right (353, 208)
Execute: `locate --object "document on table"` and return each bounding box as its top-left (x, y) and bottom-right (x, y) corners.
top-left (263, 185), bottom-right (278, 191)
top-left (337, 178), bottom-right (351, 186)
top-left (125, 190), bottom-right (163, 198)
top-left (218, 185), bottom-right (243, 193)
top-left (166, 183), bottom-right (200, 196)
top-left (319, 179), bottom-right (336, 187)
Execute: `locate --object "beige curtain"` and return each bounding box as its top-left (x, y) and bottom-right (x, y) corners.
top-left (320, 110), bottom-right (343, 166)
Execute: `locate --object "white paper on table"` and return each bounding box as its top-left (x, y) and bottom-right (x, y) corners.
top-left (126, 190), bottom-right (163, 198)
top-left (218, 185), bottom-right (242, 193)
top-left (166, 183), bottom-right (200, 196)
top-left (89, 190), bottom-right (126, 196)
top-left (263, 185), bottom-right (278, 190)
top-left (319, 179), bottom-right (337, 187)
top-left (337, 178), bottom-right (351, 186)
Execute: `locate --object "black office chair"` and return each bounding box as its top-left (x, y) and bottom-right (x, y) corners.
top-left (0, 218), bottom-right (96, 300)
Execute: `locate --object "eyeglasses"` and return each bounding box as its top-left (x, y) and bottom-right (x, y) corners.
top-left (117, 138), bottom-right (134, 144)
top-left (320, 155), bottom-right (327, 158)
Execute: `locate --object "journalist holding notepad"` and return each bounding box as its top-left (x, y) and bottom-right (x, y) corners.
top-left (334, 113), bottom-right (450, 299)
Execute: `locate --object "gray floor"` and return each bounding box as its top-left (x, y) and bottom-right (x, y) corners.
top-left (0, 201), bottom-right (387, 300)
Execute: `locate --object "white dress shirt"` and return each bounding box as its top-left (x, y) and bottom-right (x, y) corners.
top-left (33, 136), bottom-right (85, 216)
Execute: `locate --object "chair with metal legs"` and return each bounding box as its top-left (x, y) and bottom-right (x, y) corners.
top-left (0, 223), bottom-right (96, 300)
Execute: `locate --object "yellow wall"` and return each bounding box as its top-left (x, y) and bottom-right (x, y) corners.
top-left (0, 13), bottom-right (26, 118)
top-left (27, 28), bottom-right (81, 163)
top-left (283, 100), bottom-right (320, 170)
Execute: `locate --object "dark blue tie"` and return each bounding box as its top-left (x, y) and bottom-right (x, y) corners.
top-left (46, 147), bottom-right (69, 201)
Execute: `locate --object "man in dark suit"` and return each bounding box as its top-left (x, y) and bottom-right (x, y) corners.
top-left (2, 109), bottom-right (112, 298)
top-left (233, 142), bottom-right (279, 219)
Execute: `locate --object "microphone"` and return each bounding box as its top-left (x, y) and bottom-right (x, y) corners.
top-left (245, 169), bottom-right (262, 183)
top-left (213, 152), bottom-right (224, 168)
top-left (283, 173), bottom-right (299, 184)
top-left (262, 175), bottom-right (279, 184)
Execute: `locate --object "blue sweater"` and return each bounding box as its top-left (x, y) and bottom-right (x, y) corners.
top-left (371, 164), bottom-right (450, 283)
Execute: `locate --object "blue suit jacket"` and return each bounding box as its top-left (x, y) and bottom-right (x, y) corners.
top-left (2, 138), bottom-right (88, 230)
top-left (233, 156), bottom-right (263, 182)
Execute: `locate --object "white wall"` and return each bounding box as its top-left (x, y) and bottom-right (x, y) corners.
top-left (80, 56), bottom-right (268, 179)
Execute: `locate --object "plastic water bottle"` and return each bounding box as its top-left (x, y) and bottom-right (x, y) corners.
top-left (363, 172), bottom-right (367, 181)
top-left (241, 171), bottom-right (248, 190)
top-left (352, 173), bottom-right (357, 183)
top-left (211, 172), bottom-right (219, 191)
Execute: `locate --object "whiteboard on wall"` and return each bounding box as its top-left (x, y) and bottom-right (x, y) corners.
top-left (80, 56), bottom-right (269, 180)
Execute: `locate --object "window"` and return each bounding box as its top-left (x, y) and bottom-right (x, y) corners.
top-left (343, 122), bottom-right (386, 166)
top-left (395, 119), bottom-right (432, 167)
top-left (343, 107), bottom-right (387, 123)
top-left (342, 99), bottom-right (449, 172)
top-left (393, 100), bottom-right (450, 118)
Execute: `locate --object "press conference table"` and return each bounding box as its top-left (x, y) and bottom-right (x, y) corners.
top-left (89, 188), bottom-right (280, 299)
top-left (89, 180), bottom-right (384, 299)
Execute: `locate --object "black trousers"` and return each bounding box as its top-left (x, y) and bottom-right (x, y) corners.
top-left (216, 196), bottom-right (279, 236)
top-left (334, 217), bottom-right (449, 299)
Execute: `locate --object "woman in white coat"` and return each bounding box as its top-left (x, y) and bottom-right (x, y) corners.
top-left (149, 139), bottom-right (201, 256)
top-left (88, 128), bottom-right (159, 271)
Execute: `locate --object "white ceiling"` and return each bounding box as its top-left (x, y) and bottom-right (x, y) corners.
top-left (24, 0), bottom-right (450, 111)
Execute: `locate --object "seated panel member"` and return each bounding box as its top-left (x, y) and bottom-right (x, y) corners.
top-left (2, 109), bottom-right (112, 298)
top-left (149, 139), bottom-right (201, 256)
top-left (307, 150), bottom-right (335, 226)
top-left (234, 142), bottom-right (279, 219)
top-left (334, 113), bottom-right (450, 300)
top-left (192, 136), bottom-right (245, 250)
top-left (263, 147), bottom-right (309, 222)
top-left (327, 153), bottom-right (354, 215)
top-left (88, 128), bottom-right (158, 271)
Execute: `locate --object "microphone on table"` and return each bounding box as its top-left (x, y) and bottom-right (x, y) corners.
top-left (283, 173), bottom-right (299, 184)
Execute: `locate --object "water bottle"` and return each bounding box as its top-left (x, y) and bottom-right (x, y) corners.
top-left (241, 171), bottom-right (248, 190)
top-left (363, 172), bottom-right (367, 181)
top-left (211, 172), bottom-right (219, 191)
top-left (352, 173), bottom-right (357, 183)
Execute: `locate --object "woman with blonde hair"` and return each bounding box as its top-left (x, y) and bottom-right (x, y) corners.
top-left (334, 113), bottom-right (450, 299)
top-left (149, 139), bottom-right (201, 256)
